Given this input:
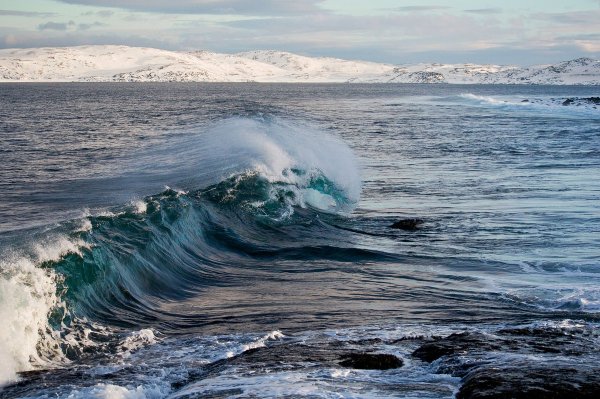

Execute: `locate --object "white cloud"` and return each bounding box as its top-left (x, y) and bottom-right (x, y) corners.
top-left (0, 9), bottom-right (56, 17)
top-left (2, 1), bottom-right (598, 64)
top-left (56, 0), bottom-right (324, 15)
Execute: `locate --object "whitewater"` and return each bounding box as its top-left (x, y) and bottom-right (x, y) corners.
top-left (0, 83), bottom-right (599, 398)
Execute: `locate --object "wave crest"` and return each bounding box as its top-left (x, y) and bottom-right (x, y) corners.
top-left (203, 167), bottom-right (354, 221)
top-left (197, 117), bottom-right (361, 207)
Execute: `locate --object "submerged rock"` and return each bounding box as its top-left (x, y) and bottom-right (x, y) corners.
top-left (390, 218), bottom-right (424, 231)
top-left (339, 353), bottom-right (403, 370)
top-left (562, 98), bottom-right (574, 106)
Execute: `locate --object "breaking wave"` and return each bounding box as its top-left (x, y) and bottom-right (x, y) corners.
top-left (0, 117), bottom-right (361, 385)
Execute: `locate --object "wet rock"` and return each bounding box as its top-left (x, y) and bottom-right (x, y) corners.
top-left (521, 99), bottom-right (529, 103)
top-left (412, 332), bottom-right (503, 362)
top-left (412, 327), bottom-right (600, 398)
top-left (339, 353), bottom-right (403, 370)
top-left (586, 96), bottom-right (600, 105)
top-left (346, 338), bottom-right (384, 345)
top-left (457, 364), bottom-right (600, 399)
top-left (560, 97), bottom-right (600, 107)
top-left (496, 326), bottom-right (590, 355)
top-left (166, 341), bottom-right (408, 395)
top-left (390, 218), bottom-right (424, 231)
top-left (412, 326), bottom-right (596, 364)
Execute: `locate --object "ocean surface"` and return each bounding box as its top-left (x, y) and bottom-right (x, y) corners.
top-left (0, 83), bottom-right (599, 398)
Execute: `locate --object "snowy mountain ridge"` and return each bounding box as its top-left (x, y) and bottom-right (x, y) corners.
top-left (0, 45), bottom-right (598, 84)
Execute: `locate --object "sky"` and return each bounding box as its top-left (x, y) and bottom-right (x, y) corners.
top-left (0, 0), bottom-right (598, 65)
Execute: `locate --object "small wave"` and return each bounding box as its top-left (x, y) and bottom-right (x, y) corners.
top-left (457, 93), bottom-right (600, 117)
top-left (228, 330), bottom-right (285, 358)
top-left (119, 329), bottom-right (159, 358)
top-left (460, 93), bottom-right (510, 105)
top-left (58, 382), bottom-right (171, 399)
top-left (503, 287), bottom-right (600, 313)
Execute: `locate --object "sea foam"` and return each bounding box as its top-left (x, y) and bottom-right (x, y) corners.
top-left (0, 236), bottom-right (83, 385)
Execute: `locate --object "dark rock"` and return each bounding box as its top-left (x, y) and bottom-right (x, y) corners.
top-left (557, 97), bottom-right (600, 107)
top-left (457, 365), bottom-right (600, 399)
top-left (496, 326), bottom-right (593, 356)
top-left (521, 99), bottom-right (529, 103)
top-left (412, 332), bottom-right (503, 363)
top-left (411, 327), bottom-right (600, 398)
top-left (585, 97), bottom-right (600, 105)
top-left (390, 218), bottom-right (424, 230)
top-left (339, 353), bottom-right (403, 370)
top-left (346, 338), bottom-right (384, 345)
top-left (407, 71), bottom-right (445, 83)
top-left (413, 327), bottom-right (594, 364)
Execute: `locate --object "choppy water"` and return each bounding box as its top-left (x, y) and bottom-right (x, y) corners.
top-left (0, 83), bottom-right (599, 398)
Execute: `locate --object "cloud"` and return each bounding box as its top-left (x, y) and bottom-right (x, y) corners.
top-left (56, 0), bottom-right (324, 15)
top-left (531, 10), bottom-right (600, 24)
top-left (0, 28), bottom-right (174, 49)
top-left (81, 10), bottom-right (115, 18)
top-left (0, 9), bottom-right (56, 17)
top-left (78, 22), bottom-right (108, 30)
top-left (38, 21), bottom-right (76, 31)
top-left (393, 44), bottom-right (599, 65)
top-left (557, 33), bottom-right (600, 40)
top-left (464, 8), bottom-right (502, 15)
top-left (393, 6), bottom-right (450, 12)
top-left (37, 20), bottom-right (107, 31)
top-left (3, 1), bottom-right (598, 66)
top-left (222, 12), bottom-right (511, 43)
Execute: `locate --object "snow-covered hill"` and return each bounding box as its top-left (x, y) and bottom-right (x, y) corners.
top-left (0, 45), bottom-right (598, 84)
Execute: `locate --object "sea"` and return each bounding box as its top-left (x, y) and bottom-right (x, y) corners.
top-left (0, 83), bottom-right (599, 398)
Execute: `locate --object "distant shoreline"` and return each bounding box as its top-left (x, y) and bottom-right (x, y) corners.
top-left (1, 81), bottom-right (599, 86)
top-left (1, 45), bottom-right (599, 85)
